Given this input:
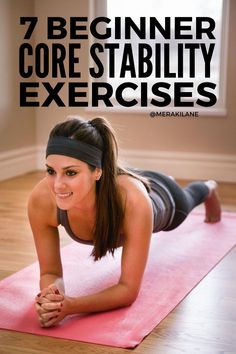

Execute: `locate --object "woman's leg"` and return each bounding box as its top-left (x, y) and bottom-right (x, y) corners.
top-left (140, 170), bottom-right (221, 231)
top-left (164, 179), bottom-right (221, 230)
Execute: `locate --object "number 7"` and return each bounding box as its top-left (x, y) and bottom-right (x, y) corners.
top-left (20, 17), bottom-right (38, 39)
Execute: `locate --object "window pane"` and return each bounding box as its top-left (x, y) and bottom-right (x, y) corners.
top-left (105, 0), bottom-right (224, 106)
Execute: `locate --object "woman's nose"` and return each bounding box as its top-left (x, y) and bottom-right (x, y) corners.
top-left (54, 176), bottom-right (66, 190)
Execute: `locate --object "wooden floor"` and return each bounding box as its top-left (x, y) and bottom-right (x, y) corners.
top-left (0, 172), bottom-right (236, 354)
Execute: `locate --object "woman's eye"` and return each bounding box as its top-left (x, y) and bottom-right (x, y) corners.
top-left (66, 170), bottom-right (77, 176)
top-left (46, 168), bottom-right (55, 175)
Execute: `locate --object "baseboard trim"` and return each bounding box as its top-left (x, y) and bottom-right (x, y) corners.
top-left (0, 146), bottom-right (37, 182)
top-left (1, 146), bottom-right (235, 183)
top-left (119, 149), bottom-right (236, 183)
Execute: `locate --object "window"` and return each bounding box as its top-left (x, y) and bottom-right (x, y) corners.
top-left (88, 0), bottom-right (229, 114)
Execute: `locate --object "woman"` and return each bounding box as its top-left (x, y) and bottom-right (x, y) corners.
top-left (28, 117), bottom-right (221, 328)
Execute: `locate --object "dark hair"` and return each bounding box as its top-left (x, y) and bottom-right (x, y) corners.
top-left (49, 117), bottom-right (150, 260)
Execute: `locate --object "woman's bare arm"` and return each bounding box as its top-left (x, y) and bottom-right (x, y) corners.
top-left (28, 179), bottom-right (65, 293)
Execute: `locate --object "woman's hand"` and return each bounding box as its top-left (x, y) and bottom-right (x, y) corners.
top-left (35, 285), bottom-right (67, 328)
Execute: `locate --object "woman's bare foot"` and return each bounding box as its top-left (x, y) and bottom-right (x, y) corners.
top-left (204, 180), bottom-right (221, 223)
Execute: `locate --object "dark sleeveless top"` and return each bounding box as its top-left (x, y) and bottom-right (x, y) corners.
top-left (57, 170), bottom-right (176, 244)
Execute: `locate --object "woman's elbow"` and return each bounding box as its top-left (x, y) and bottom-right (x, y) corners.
top-left (122, 287), bottom-right (140, 307)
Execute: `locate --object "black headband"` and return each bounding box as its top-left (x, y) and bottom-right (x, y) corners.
top-left (46, 136), bottom-right (103, 168)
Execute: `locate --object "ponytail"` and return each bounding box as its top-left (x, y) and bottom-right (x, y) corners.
top-left (89, 117), bottom-right (124, 260)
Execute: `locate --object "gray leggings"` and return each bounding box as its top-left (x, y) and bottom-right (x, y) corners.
top-left (141, 170), bottom-right (209, 231)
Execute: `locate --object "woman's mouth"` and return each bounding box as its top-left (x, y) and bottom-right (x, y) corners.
top-left (56, 192), bottom-right (73, 199)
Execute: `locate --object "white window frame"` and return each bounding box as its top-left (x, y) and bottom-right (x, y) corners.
top-left (87, 0), bottom-right (230, 116)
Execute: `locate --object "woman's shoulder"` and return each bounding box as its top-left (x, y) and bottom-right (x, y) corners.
top-left (28, 177), bottom-right (57, 226)
top-left (116, 174), bottom-right (150, 207)
top-left (116, 174), bottom-right (153, 234)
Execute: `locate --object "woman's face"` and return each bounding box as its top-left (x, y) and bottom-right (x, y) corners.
top-left (46, 154), bottom-right (100, 210)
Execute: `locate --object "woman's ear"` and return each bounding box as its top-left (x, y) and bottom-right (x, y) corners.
top-left (95, 168), bottom-right (102, 181)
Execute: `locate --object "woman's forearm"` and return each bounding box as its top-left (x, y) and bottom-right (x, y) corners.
top-left (67, 283), bottom-right (137, 315)
top-left (40, 274), bottom-right (65, 294)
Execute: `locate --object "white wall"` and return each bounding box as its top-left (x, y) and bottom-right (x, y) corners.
top-left (0, 0), bottom-right (235, 182)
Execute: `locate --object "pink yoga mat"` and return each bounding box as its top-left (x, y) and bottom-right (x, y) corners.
top-left (0, 211), bottom-right (235, 348)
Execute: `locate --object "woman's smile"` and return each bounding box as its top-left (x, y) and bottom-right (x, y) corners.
top-left (55, 192), bottom-right (73, 199)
